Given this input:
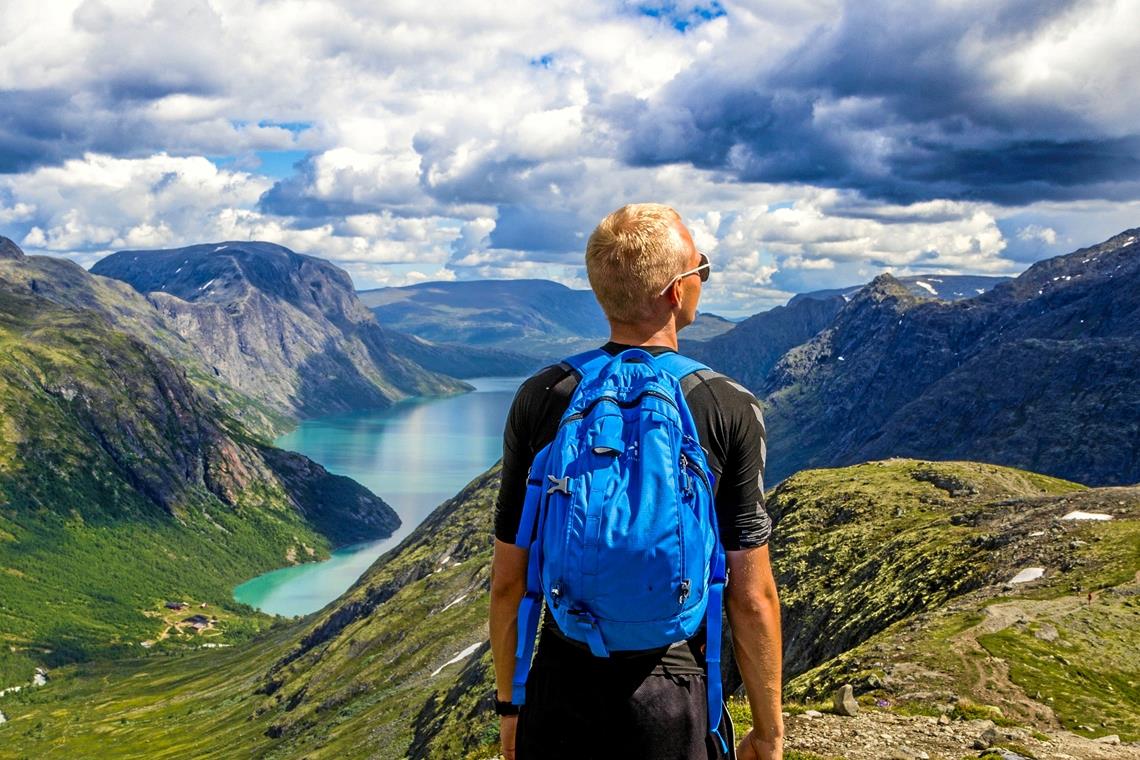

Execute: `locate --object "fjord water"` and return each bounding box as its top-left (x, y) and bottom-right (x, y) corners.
top-left (233, 377), bottom-right (522, 616)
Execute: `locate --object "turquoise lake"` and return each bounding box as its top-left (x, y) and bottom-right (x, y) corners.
top-left (232, 376), bottom-right (523, 617)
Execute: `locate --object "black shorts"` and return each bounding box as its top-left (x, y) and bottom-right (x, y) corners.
top-left (516, 632), bottom-right (734, 760)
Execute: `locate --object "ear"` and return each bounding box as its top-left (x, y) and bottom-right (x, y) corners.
top-left (664, 279), bottom-right (684, 310)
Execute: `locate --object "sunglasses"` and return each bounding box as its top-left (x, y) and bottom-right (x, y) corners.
top-left (658, 251), bottom-right (711, 296)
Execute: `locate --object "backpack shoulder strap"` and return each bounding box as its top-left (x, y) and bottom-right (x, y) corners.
top-left (562, 348), bottom-right (611, 381)
top-left (653, 352), bottom-right (709, 383)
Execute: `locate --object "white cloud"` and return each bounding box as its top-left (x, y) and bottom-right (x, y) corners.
top-left (0, 1), bottom-right (1137, 317)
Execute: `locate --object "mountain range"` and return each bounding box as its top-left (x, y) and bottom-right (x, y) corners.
top-left (787, 274), bottom-right (1011, 305)
top-left (758, 230), bottom-right (1140, 487)
top-left (1, 228), bottom-right (1138, 758)
top-left (359, 278), bottom-right (736, 361)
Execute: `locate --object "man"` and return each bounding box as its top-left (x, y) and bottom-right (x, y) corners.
top-left (490, 203), bottom-right (784, 759)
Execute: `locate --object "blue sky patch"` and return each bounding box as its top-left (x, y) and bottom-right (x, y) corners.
top-left (636, 1), bottom-right (725, 32)
top-left (208, 150), bottom-right (310, 179)
top-left (257, 120), bottom-right (313, 135)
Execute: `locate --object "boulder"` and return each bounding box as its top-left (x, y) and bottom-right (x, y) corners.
top-left (832, 683), bottom-right (859, 716)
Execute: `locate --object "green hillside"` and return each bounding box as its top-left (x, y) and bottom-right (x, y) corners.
top-left (3, 458), bottom-right (1137, 758)
top-left (0, 286), bottom-right (399, 686)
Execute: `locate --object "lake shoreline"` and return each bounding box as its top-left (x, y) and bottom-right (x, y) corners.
top-left (233, 376), bottom-right (522, 617)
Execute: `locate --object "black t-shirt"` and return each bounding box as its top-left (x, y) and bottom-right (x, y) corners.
top-left (495, 342), bottom-right (771, 674)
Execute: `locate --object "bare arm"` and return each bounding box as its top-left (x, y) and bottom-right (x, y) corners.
top-left (490, 538), bottom-right (528, 699)
top-left (726, 544), bottom-right (784, 758)
top-left (489, 539), bottom-right (528, 759)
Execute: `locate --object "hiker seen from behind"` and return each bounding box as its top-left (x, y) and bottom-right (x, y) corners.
top-left (490, 203), bottom-right (784, 759)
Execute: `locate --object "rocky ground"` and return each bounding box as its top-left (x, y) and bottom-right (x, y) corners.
top-left (781, 709), bottom-right (1137, 760)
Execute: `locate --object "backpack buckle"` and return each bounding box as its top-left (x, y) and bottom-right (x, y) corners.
top-left (546, 475), bottom-right (570, 495)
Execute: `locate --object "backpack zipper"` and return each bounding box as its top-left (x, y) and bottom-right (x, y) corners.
top-left (558, 389), bottom-right (678, 429)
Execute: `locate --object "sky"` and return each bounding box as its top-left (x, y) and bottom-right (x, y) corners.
top-left (2, 0), bottom-right (1139, 316)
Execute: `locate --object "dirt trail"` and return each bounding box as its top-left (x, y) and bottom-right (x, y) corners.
top-left (781, 709), bottom-right (1138, 760)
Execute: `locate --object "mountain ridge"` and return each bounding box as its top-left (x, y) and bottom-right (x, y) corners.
top-left (91, 241), bottom-right (470, 420)
top-left (757, 229), bottom-right (1140, 487)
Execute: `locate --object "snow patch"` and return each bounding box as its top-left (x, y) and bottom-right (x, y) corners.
top-left (1061, 510), bottom-right (1112, 521)
top-left (174, 267), bottom-right (182, 273)
top-left (213, 245), bottom-right (228, 252)
top-left (1028, 530), bottom-right (1046, 537)
top-left (198, 278), bottom-right (216, 291)
top-left (915, 280), bottom-right (937, 295)
top-left (440, 594), bottom-right (468, 613)
top-left (1009, 567), bottom-right (1045, 584)
top-left (837, 356), bottom-right (845, 362)
top-left (975, 288), bottom-right (985, 294)
top-left (431, 641), bottom-right (484, 676)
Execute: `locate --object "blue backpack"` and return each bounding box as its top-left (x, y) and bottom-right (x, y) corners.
top-left (512, 347), bottom-right (728, 747)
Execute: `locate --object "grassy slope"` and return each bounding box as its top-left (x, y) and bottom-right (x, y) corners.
top-left (0, 467), bottom-right (502, 759)
top-left (773, 460), bottom-right (1140, 741)
top-left (3, 459), bottom-right (1137, 758)
top-left (0, 287), bottom-right (394, 685)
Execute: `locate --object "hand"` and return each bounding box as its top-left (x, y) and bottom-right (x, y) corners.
top-left (499, 714), bottom-right (518, 760)
top-left (736, 728), bottom-right (783, 760)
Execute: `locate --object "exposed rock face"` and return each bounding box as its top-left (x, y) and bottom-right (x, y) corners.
top-left (0, 246), bottom-right (289, 438)
top-left (0, 284), bottom-right (398, 536)
top-left (684, 294), bottom-right (845, 391)
top-left (760, 229), bottom-right (1140, 486)
top-left (91, 242), bottom-right (468, 419)
top-left (0, 236), bottom-right (25, 260)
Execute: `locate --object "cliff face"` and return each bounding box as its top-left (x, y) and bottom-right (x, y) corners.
top-left (759, 230), bottom-right (1140, 486)
top-left (0, 238), bottom-right (289, 439)
top-left (91, 242), bottom-right (469, 419)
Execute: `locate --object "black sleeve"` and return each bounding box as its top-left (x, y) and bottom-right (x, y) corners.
top-left (702, 376), bottom-right (772, 551)
top-left (493, 366), bottom-right (568, 544)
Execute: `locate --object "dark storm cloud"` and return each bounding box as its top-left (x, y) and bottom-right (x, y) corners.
top-left (0, 86), bottom-right (208, 174)
top-left (618, 0), bottom-right (1140, 204)
top-left (488, 204), bottom-right (587, 254)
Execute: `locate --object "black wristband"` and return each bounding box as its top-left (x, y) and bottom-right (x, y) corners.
top-left (495, 698), bottom-right (520, 716)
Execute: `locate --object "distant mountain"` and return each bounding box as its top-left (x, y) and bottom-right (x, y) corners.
top-left (682, 311), bottom-right (736, 342)
top-left (0, 275), bottom-right (400, 682)
top-left (683, 295), bottom-right (846, 390)
top-left (358, 279), bottom-right (608, 359)
top-left (9, 459), bottom-right (1137, 756)
top-left (760, 229), bottom-right (1140, 487)
top-left (790, 274), bottom-right (1011, 305)
top-left (91, 242), bottom-right (469, 420)
top-left (360, 279), bottom-right (735, 363)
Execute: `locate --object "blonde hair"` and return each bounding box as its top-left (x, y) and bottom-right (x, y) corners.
top-left (585, 203), bottom-right (690, 324)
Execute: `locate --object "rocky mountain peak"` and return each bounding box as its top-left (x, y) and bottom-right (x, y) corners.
top-left (859, 272), bottom-right (915, 301)
top-left (0, 236), bottom-right (26, 261)
top-left (89, 240), bottom-right (467, 419)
